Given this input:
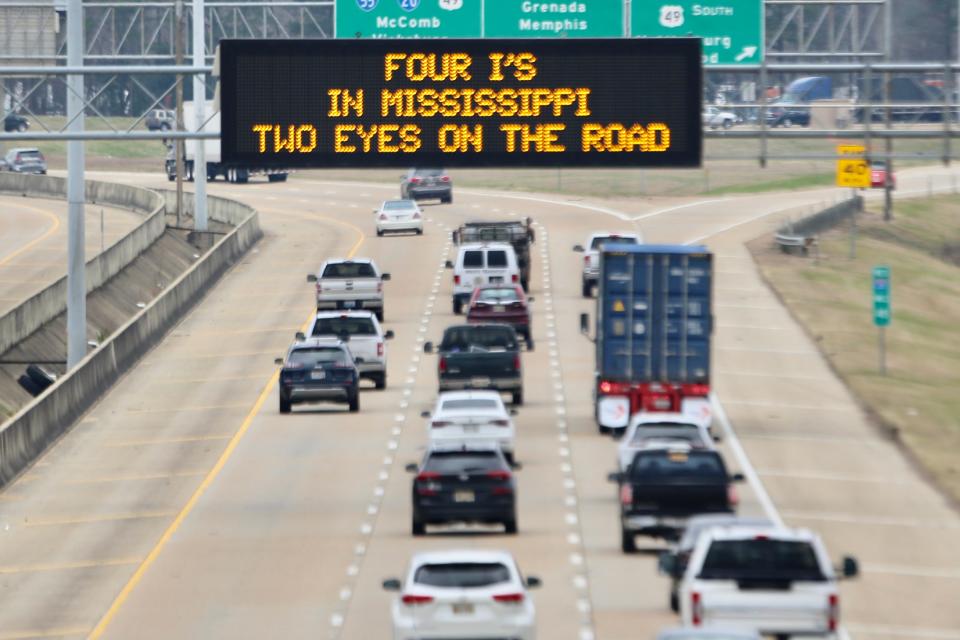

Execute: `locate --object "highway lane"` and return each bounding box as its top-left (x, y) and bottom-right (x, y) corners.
top-left (0, 169), bottom-right (957, 639)
top-left (0, 195), bottom-right (145, 314)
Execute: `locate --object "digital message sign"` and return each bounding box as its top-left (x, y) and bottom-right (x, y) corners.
top-left (219, 38), bottom-right (702, 168)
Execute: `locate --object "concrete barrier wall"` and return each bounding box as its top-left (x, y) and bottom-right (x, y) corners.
top-left (0, 173), bottom-right (166, 355)
top-left (0, 191), bottom-right (262, 486)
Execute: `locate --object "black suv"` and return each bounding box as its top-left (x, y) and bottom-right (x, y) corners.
top-left (407, 446), bottom-right (517, 536)
top-left (400, 167), bottom-right (452, 204)
top-left (3, 113), bottom-right (29, 132)
top-left (275, 338), bottom-right (360, 413)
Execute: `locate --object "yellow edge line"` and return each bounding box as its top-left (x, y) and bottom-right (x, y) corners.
top-left (87, 213), bottom-right (364, 639)
top-left (0, 203), bottom-right (61, 268)
top-left (0, 626), bottom-right (91, 639)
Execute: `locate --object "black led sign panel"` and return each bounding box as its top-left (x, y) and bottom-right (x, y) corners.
top-left (219, 38), bottom-right (702, 168)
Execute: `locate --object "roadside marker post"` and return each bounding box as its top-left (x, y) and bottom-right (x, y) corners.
top-left (872, 265), bottom-right (891, 375)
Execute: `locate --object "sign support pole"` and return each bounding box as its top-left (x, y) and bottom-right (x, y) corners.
top-left (849, 188), bottom-right (857, 259)
top-left (879, 326), bottom-right (886, 375)
top-left (193, 0), bottom-right (208, 232)
top-left (66, 0), bottom-right (86, 369)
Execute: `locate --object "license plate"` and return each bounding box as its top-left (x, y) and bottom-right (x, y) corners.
top-left (493, 305), bottom-right (505, 313)
top-left (470, 376), bottom-right (491, 387)
top-left (452, 602), bottom-right (474, 614)
top-left (463, 424), bottom-right (478, 433)
top-left (343, 300), bottom-right (356, 308)
top-left (310, 370), bottom-right (326, 380)
top-left (489, 276), bottom-right (503, 284)
top-left (454, 490), bottom-right (475, 503)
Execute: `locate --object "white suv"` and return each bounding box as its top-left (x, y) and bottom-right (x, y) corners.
top-left (383, 549), bottom-right (540, 640)
top-left (672, 525), bottom-right (859, 637)
top-left (303, 311), bottom-right (393, 389)
top-left (573, 231), bottom-right (642, 297)
top-left (446, 243), bottom-right (520, 314)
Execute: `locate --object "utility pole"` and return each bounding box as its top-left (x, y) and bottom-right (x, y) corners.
top-left (192, 0), bottom-right (208, 232)
top-left (66, 0), bottom-right (86, 368)
top-left (175, 0), bottom-right (185, 227)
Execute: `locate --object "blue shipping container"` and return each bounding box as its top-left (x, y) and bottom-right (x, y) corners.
top-left (596, 244), bottom-right (712, 384)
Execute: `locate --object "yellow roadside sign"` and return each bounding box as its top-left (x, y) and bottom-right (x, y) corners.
top-left (836, 144), bottom-right (870, 188)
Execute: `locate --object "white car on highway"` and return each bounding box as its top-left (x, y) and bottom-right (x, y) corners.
top-left (673, 525), bottom-right (859, 637)
top-left (383, 549), bottom-right (540, 640)
top-left (422, 391), bottom-right (517, 464)
top-left (573, 231), bottom-right (641, 297)
top-left (304, 310), bottom-right (393, 389)
top-left (375, 199), bottom-right (423, 236)
top-left (617, 412), bottom-right (716, 471)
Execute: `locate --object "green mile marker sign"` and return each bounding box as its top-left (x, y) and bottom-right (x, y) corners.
top-left (872, 265), bottom-right (891, 327)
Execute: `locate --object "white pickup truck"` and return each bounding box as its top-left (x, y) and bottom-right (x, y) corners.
top-left (307, 258), bottom-right (391, 321)
top-left (303, 311), bottom-right (393, 389)
top-left (672, 525), bottom-right (859, 638)
top-left (572, 231), bottom-right (641, 297)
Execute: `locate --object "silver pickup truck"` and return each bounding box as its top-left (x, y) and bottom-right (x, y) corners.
top-left (308, 258), bottom-right (391, 321)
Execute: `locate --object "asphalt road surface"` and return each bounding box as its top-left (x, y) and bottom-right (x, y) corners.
top-left (0, 195), bottom-right (145, 314)
top-left (0, 168), bottom-right (958, 640)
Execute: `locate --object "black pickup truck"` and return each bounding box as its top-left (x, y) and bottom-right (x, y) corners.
top-left (425, 324), bottom-right (524, 405)
top-left (608, 446), bottom-right (743, 553)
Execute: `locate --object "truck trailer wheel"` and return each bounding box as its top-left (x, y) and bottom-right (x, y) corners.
top-left (621, 526), bottom-right (637, 553)
top-left (268, 173), bottom-right (288, 183)
top-left (581, 280), bottom-right (592, 298)
top-left (453, 298), bottom-right (463, 314)
top-left (511, 389), bottom-right (523, 406)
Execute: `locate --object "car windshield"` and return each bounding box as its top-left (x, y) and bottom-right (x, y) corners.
top-left (476, 288), bottom-right (520, 304)
top-left (383, 200), bottom-right (415, 211)
top-left (311, 317), bottom-right (376, 337)
top-left (414, 562), bottom-right (511, 588)
top-left (321, 262), bottom-right (376, 278)
top-left (629, 450), bottom-right (726, 480)
top-left (440, 398), bottom-right (500, 411)
top-left (591, 235), bottom-right (637, 249)
top-left (699, 539), bottom-right (827, 582)
top-left (424, 451), bottom-right (503, 474)
top-left (631, 427), bottom-right (703, 445)
top-left (440, 326), bottom-right (517, 351)
top-left (17, 150), bottom-right (43, 162)
top-left (287, 347), bottom-right (349, 368)
top-left (414, 168), bottom-right (445, 177)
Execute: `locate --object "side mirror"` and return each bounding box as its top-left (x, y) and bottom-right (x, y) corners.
top-left (730, 472), bottom-right (746, 483)
top-left (573, 244), bottom-right (585, 252)
top-left (404, 463), bottom-right (418, 473)
top-left (452, 231), bottom-right (459, 244)
top-left (509, 409), bottom-right (518, 416)
top-left (295, 331), bottom-right (306, 341)
top-left (307, 274), bottom-right (318, 283)
top-left (712, 433), bottom-right (722, 443)
top-left (420, 410), bottom-right (430, 418)
top-left (841, 556), bottom-right (859, 578)
top-left (525, 576), bottom-right (542, 589)
top-left (607, 471), bottom-right (623, 483)
top-left (580, 313), bottom-right (589, 335)
top-left (372, 208), bottom-right (378, 214)
top-left (658, 552), bottom-right (679, 577)
top-left (444, 260), bottom-right (453, 269)
top-left (381, 273), bottom-right (391, 281)
top-left (527, 296), bottom-right (534, 303)
top-left (274, 357), bottom-right (284, 366)
top-left (382, 578), bottom-right (402, 591)
top-left (423, 342), bottom-right (434, 354)
top-left (384, 330), bottom-right (395, 340)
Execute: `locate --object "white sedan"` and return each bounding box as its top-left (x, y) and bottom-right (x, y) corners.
top-left (375, 199), bottom-right (423, 236)
top-left (617, 412), bottom-right (717, 471)
top-left (383, 549), bottom-right (540, 640)
top-left (702, 105), bottom-right (738, 129)
top-left (423, 390), bottom-right (517, 463)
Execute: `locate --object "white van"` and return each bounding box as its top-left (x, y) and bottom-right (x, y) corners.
top-left (446, 243), bottom-right (520, 314)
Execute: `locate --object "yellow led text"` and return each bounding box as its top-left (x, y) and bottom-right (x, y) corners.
top-left (328, 89), bottom-right (364, 117)
top-left (333, 124), bottom-right (422, 153)
top-left (581, 123), bottom-right (671, 153)
top-left (500, 124), bottom-right (566, 153)
top-left (384, 52), bottom-right (473, 82)
top-left (252, 124), bottom-right (317, 153)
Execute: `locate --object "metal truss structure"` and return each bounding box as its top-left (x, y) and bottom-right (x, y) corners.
top-left (766, 0), bottom-right (889, 60)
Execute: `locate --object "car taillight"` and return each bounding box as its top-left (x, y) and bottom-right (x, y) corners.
top-left (377, 342), bottom-right (384, 357)
top-left (511, 274), bottom-right (519, 283)
top-left (439, 357), bottom-right (447, 373)
top-left (440, 175), bottom-right (450, 182)
top-left (619, 483), bottom-right (633, 505)
top-left (402, 594), bottom-right (433, 605)
top-left (513, 355), bottom-right (520, 370)
top-left (491, 419), bottom-right (510, 427)
top-left (681, 383), bottom-right (710, 396)
top-left (828, 594), bottom-right (838, 631)
top-left (430, 421), bottom-right (451, 428)
top-left (598, 380), bottom-right (630, 395)
top-left (413, 211), bottom-right (421, 219)
top-left (416, 471), bottom-right (440, 480)
top-left (315, 282), bottom-right (323, 294)
top-left (728, 485), bottom-right (739, 507)
top-left (377, 281), bottom-right (383, 293)
top-left (487, 470), bottom-right (512, 481)
top-left (379, 213), bottom-right (387, 220)
top-left (583, 255), bottom-right (590, 265)
top-left (454, 275), bottom-right (461, 285)
top-left (409, 177), bottom-right (422, 184)
top-left (493, 592), bottom-right (524, 603)
top-left (691, 591), bottom-right (703, 626)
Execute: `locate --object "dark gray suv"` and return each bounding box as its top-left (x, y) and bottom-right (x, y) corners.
top-left (400, 168), bottom-right (452, 204)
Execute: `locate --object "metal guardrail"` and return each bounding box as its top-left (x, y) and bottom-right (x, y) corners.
top-left (775, 196), bottom-right (863, 254)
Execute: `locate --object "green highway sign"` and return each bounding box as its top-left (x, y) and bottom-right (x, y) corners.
top-left (484, 0), bottom-right (624, 38)
top-left (872, 265), bottom-right (891, 327)
top-left (631, 0), bottom-right (764, 65)
top-left (335, 0), bottom-right (482, 39)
